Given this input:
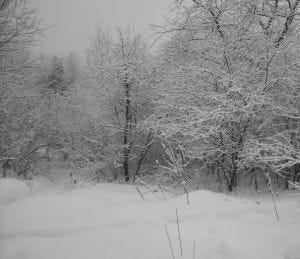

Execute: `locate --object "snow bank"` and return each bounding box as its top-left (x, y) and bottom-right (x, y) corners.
top-left (0, 178), bottom-right (31, 205)
top-left (0, 183), bottom-right (299, 259)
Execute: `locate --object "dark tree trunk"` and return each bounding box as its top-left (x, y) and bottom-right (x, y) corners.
top-left (296, 164), bottom-right (300, 182)
top-left (2, 159), bottom-right (11, 178)
top-left (254, 174), bottom-right (258, 190)
top-left (228, 152), bottom-right (238, 192)
top-left (133, 131), bottom-right (154, 183)
top-left (292, 164), bottom-right (300, 189)
top-left (250, 168), bottom-right (258, 190)
top-left (123, 82), bottom-right (131, 182)
top-left (285, 177), bottom-right (289, 190)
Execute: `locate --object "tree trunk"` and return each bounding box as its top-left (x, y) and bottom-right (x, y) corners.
top-left (254, 173), bottom-right (258, 190)
top-left (228, 152), bottom-right (238, 192)
top-left (123, 82), bottom-right (131, 182)
top-left (2, 159), bottom-right (11, 178)
top-left (133, 131), bottom-right (153, 183)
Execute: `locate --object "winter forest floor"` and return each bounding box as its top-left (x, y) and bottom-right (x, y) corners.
top-left (0, 171), bottom-right (300, 259)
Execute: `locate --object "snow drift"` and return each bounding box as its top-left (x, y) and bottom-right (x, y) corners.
top-left (0, 182), bottom-right (299, 259)
top-left (0, 178), bottom-right (31, 205)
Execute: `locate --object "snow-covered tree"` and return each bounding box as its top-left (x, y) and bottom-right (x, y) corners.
top-left (87, 27), bottom-right (155, 182)
top-left (147, 0), bottom-right (300, 190)
top-left (0, 0), bottom-right (43, 177)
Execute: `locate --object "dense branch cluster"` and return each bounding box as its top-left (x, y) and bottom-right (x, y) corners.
top-left (148, 0), bottom-right (300, 191)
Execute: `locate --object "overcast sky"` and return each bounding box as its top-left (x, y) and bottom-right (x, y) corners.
top-left (32, 0), bottom-right (173, 56)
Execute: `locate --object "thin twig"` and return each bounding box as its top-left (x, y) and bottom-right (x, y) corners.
top-left (176, 209), bottom-right (183, 255)
top-left (135, 186), bottom-right (145, 201)
top-left (156, 180), bottom-right (166, 200)
top-left (165, 224), bottom-right (175, 259)
top-left (183, 185), bottom-right (190, 205)
top-left (266, 173), bottom-right (280, 221)
top-left (193, 242), bottom-right (196, 259)
top-left (139, 181), bottom-right (162, 200)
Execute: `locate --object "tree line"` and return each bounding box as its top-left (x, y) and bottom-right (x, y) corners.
top-left (1, 0), bottom-right (299, 192)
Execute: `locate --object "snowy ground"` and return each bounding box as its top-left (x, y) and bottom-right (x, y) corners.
top-left (0, 178), bottom-right (300, 259)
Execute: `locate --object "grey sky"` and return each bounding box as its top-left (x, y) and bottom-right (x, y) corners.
top-left (32, 0), bottom-right (173, 56)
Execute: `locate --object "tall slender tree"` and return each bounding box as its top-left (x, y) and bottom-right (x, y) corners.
top-left (87, 28), bottom-right (154, 181)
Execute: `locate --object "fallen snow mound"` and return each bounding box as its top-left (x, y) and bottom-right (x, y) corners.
top-left (0, 183), bottom-right (299, 259)
top-left (0, 178), bottom-right (31, 205)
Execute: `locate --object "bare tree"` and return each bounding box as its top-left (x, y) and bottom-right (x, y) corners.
top-left (0, 0), bottom-right (41, 56)
top-left (0, 0), bottom-right (43, 177)
top-left (87, 27), bottom-right (154, 182)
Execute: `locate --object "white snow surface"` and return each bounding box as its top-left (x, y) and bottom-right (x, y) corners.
top-left (0, 181), bottom-right (300, 259)
top-left (0, 179), bottom-right (31, 205)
